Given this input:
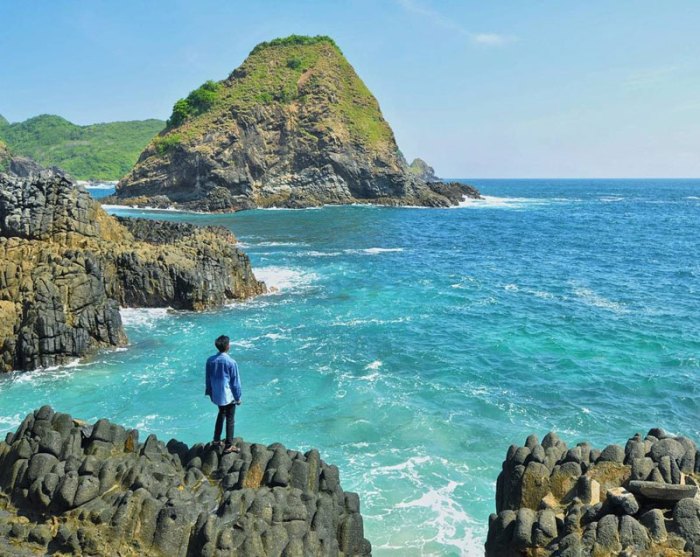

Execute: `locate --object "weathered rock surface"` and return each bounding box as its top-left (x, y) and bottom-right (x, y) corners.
top-left (408, 158), bottom-right (438, 182)
top-left (487, 430), bottom-right (700, 556)
top-left (0, 407), bottom-right (371, 556)
top-left (0, 160), bottom-right (265, 372)
top-left (112, 36), bottom-right (480, 212)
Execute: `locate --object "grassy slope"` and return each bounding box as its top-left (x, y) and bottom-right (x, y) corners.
top-left (0, 115), bottom-right (164, 180)
top-left (152, 35), bottom-right (395, 156)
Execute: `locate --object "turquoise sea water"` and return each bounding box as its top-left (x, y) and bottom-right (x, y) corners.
top-left (2, 180), bottom-right (699, 555)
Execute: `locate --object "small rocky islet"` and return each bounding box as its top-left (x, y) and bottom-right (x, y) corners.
top-left (0, 406), bottom-right (371, 556)
top-left (109, 35), bottom-right (480, 212)
top-left (487, 429), bottom-right (700, 556)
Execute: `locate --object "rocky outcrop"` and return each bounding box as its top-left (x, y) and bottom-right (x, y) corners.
top-left (487, 429), bottom-right (700, 556)
top-left (111, 35), bottom-right (480, 212)
top-left (0, 161), bottom-right (265, 372)
top-left (408, 158), bottom-right (437, 182)
top-left (0, 407), bottom-right (371, 556)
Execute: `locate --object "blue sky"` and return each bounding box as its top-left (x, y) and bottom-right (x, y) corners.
top-left (1, 1), bottom-right (699, 178)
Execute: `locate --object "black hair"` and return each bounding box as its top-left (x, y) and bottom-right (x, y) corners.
top-left (215, 335), bottom-right (230, 352)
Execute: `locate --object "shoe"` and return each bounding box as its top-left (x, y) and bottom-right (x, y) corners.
top-left (222, 445), bottom-right (240, 454)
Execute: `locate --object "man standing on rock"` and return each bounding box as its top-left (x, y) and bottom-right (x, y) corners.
top-left (205, 335), bottom-right (242, 454)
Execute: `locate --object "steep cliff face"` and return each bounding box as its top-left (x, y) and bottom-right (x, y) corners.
top-left (114, 35), bottom-right (480, 211)
top-left (0, 162), bottom-right (265, 372)
top-left (0, 407), bottom-right (372, 556)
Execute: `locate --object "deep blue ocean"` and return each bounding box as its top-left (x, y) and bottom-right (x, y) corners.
top-left (1, 180), bottom-right (699, 555)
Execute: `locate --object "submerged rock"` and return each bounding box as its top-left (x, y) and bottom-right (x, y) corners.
top-left (487, 429), bottom-right (700, 556)
top-left (0, 160), bottom-right (265, 372)
top-left (112, 35), bottom-right (480, 212)
top-left (0, 407), bottom-right (371, 556)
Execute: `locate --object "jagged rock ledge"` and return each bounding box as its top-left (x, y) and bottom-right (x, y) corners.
top-left (0, 407), bottom-right (371, 556)
top-left (487, 429), bottom-right (700, 556)
top-left (0, 158), bottom-right (265, 372)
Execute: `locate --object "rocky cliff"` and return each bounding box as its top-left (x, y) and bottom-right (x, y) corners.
top-left (0, 407), bottom-right (371, 556)
top-left (408, 158), bottom-right (438, 182)
top-left (486, 429), bottom-right (700, 556)
top-left (0, 160), bottom-right (265, 372)
top-left (112, 35), bottom-right (480, 211)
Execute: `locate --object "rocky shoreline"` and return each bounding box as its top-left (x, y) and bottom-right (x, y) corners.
top-left (0, 157), bottom-right (265, 372)
top-left (487, 429), bottom-right (700, 556)
top-left (0, 407), bottom-right (371, 556)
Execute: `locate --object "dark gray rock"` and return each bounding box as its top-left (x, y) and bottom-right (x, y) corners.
top-left (658, 455), bottom-right (673, 483)
top-left (647, 428), bottom-right (668, 440)
top-left (630, 457), bottom-right (654, 481)
top-left (595, 514), bottom-right (620, 551)
top-left (27, 453), bottom-right (58, 483)
top-left (542, 432), bottom-right (561, 450)
top-left (624, 434), bottom-right (646, 463)
top-left (619, 515), bottom-right (649, 550)
top-left (512, 508), bottom-right (536, 549)
top-left (650, 438), bottom-right (686, 463)
top-left (640, 508), bottom-right (667, 542)
top-left (673, 497), bottom-right (700, 546)
top-left (598, 444), bottom-right (625, 463)
top-left (605, 487), bottom-right (639, 516)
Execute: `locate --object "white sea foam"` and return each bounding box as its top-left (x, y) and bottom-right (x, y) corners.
top-left (599, 196), bottom-right (624, 203)
top-left (83, 182), bottom-right (117, 190)
top-left (297, 250), bottom-right (343, 257)
top-left (134, 414), bottom-right (159, 430)
top-left (344, 247), bottom-right (405, 255)
top-left (247, 241), bottom-right (308, 247)
top-left (259, 206), bottom-right (323, 211)
top-left (395, 481), bottom-right (481, 555)
top-left (331, 317), bottom-right (411, 327)
top-left (120, 307), bottom-right (171, 328)
top-left (687, 196), bottom-right (700, 200)
top-left (254, 266), bottom-right (318, 292)
top-left (365, 360), bottom-right (383, 370)
top-left (573, 287), bottom-right (627, 313)
top-left (102, 204), bottom-right (200, 215)
top-left (0, 413), bottom-right (23, 432)
top-left (455, 195), bottom-right (549, 209)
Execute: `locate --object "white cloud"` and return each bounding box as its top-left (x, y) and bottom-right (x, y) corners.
top-left (395, 0), bottom-right (517, 47)
top-left (470, 33), bottom-right (516, 47)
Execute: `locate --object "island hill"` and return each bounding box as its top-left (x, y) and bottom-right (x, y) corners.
top-left (0, 143), bottom-right (265, 373)
top-left (0, 114), bottom-right (164, 181)
top-left (110, 35), bottom-right (480, 212)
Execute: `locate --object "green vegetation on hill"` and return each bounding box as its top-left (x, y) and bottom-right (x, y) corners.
top-left (0, 115), bottom-right (164, 180)
top-left (0, 140), bottom-right (10, 173)
top-left (161, 35), bottom-right (393, 149)
top-left (249, 35), bottom-right (341, 55)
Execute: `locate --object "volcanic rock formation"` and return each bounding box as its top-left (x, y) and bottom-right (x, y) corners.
top-left (112, 35), bottom-right (480, 211)
top-left (0, 158), bottom-right (264, 372)
top-left (0, 407), bottom-right (371, 556)
top-left (487, 429), bottom-right (700, 556)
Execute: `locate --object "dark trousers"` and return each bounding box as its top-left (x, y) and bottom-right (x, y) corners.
top-left (214, 403), bottom-right (236, 445)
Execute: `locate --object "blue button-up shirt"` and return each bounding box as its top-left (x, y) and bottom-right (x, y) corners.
top-left (205, 352), bottom-right (241, 406)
